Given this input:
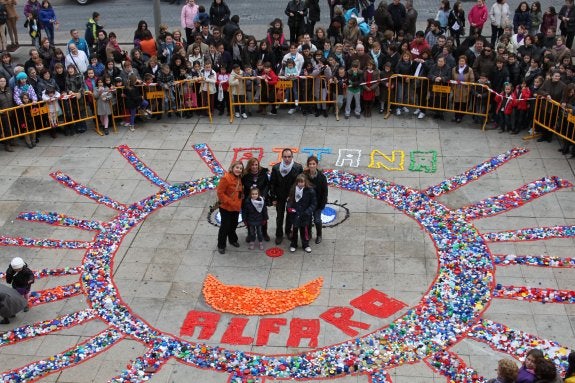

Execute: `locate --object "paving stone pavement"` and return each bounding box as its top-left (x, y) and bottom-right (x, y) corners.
top-left (0, 109), bottom-right (574, 383)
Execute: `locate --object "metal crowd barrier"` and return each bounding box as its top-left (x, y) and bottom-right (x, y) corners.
top-left (0, 94), bottom-right (98, 141)
top-left (228, 75), bottom-right (338, 122)
top-left (386, 74), bottom-right (492, 130)
top-left (3, 77), bottom-right (575, 146)
top-left (109, 80), bottom-right (213, 131)
top-left (531, 96), bottom-right (575, 144)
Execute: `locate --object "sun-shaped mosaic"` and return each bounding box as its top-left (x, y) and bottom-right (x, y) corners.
top-left (1, 144), bottom-right (574, 383)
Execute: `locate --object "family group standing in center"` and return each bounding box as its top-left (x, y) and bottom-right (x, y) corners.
top-left (216, 148), bottom-right (328, 255)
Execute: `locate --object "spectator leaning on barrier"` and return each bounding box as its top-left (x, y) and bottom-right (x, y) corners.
top-left (537, 70), bottom-right (566, 142)
top-left (0, 75), bottom-right (14, 151)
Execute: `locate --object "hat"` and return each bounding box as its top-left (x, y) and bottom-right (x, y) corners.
top-left (384, 61), bottom-right (392, 67)
top-left (114, 77), bottom-right (123, 83)
top-left (11, 257), bottom-right (24, 269)
top-left (16, 72), bottom-right (27, 81)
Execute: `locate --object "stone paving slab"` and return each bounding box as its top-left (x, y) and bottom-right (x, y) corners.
top-left (0, 110), bottom-right (574, 383)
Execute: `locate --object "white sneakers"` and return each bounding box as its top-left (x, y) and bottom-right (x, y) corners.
top-left (290, 246), bottom-right (311, 253)
top-left (295, 99), bottom-right (299, 106)
top-left (241, 113), bottom-right (248, 119)
top-left (288, 108), bottom-right (296, 115)
top-left (395, 108), bottom-right (424, 119)
top-left (235, 112), bottom-right (240, 118)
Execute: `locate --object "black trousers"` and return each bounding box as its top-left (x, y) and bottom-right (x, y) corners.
top-left (275, 199), bottom-right (293, 238)
top-left (563, 31), bottom-right (575, 49)
top-left (218, 207), bottom-right (239, 249)
top-left (290, 225), bottom-right (310, 248)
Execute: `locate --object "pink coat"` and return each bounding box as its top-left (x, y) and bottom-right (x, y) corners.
top-left (181, 3), bottom-right (198, 29)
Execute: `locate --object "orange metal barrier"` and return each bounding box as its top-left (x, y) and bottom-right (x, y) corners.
top-left (530, 96), bottom-right (575, 144)
top-left (228, 75), bottom-right (338, 122)
top-left (0, 94), bottom-right (98, 142)
top-left (386, 74), bottom-right (492, 130)
top-left (109, 80), bottom-right (212, 130)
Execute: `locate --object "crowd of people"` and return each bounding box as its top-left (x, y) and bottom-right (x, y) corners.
top-left (216, 149), bottom-right (328, 255)
top-left (487, 348), bottom-right (575, 383)
top-left (0, 0), bottom-right (574, 154)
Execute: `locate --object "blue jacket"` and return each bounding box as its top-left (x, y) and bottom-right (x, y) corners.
top-left (38, 7), bottom-right (55, 27)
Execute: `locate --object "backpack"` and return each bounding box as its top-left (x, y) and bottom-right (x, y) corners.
top-left (0, 4), bottom-right (8, 26)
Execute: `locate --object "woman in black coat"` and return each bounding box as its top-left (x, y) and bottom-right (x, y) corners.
top-left (304, 155), bottom-right (328, 244)
top-left (306, 0), bottom-right (321, 35)
top-left (210, 0), bottom-right (231, 28)
top-left (242, 157), bottom-right (272, 241)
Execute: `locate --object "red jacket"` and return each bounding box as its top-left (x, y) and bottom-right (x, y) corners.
top-left (495, 92), bottom-right (516, 115)
top-left (468, 4), bottom-right (488, 28)
top-left (262, 69), bottom-right (278, 86)
top-left (409, 39), bottom-right (430, 60)
top-left (514, 86), bottom-right (531, 111)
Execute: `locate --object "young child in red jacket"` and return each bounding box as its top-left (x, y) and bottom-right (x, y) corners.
top-left (512, 80), bottom-right (532, 134)
top-left (495, 82), bottom-right (516, 133)
top-left (258, 61), bottom-right (278, 115)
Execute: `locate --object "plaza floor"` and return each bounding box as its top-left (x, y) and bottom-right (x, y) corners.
top-left (0, 108), bottom-right (574, 383)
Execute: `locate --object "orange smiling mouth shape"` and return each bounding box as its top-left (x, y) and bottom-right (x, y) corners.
top-left (202, 274), bottom-right (324, 315)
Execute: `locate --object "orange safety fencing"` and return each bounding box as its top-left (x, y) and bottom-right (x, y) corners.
top-left (0, 94), bottom-right (97, 142)
top-left (109, 80), bottom-right (213, 130)
top-left (531, 96), bottom-right (575, 145)
top-left (0, 79), bottom-right (213, 142)
top-left (228, 75), bottom-right (338, 122)
top-left (2, 76), bottom-right (575, 146)
top-left (386, 74), bottom-right (492, 130)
